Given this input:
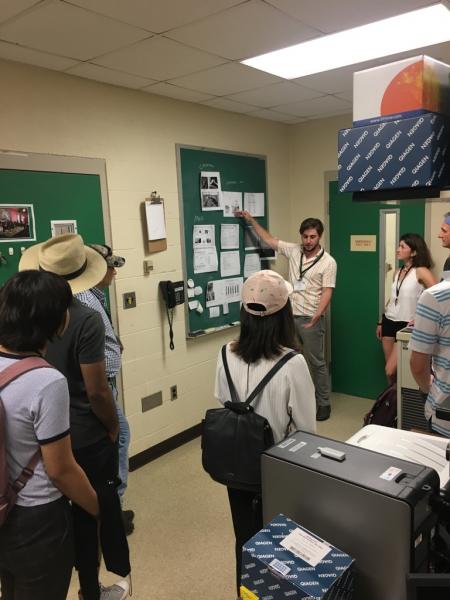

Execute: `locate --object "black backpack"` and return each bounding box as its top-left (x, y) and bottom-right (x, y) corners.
top-left (201, 345), bottom-right (296, 492)
top-left (363, 383), bottom-right (397, 428)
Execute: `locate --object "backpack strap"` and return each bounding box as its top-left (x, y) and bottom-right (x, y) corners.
top-left (0, 357), bottom-right (51, 391)
top-left (0, 357), bottom-right (53, 492)
top-left (245, 350), bottom-right (297, 408)
top-left (221, 346), bottom-right (297, 410)
top-left (221, 345), bottom-right (240, 403)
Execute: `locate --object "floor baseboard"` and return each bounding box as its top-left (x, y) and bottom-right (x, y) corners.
top-left (129, 423), bottom-right (201, 471)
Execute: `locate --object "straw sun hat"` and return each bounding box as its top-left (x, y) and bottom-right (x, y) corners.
top-left (19, 233), bottom-right (107, 294)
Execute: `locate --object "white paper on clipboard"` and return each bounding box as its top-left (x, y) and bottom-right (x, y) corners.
top-left (145, 201), bottom-right (167, 241)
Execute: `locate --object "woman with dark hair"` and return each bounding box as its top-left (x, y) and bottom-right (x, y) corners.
top-left (214, 270), bottom-right (316, 596)
top-left (0, 270), bottom-right (99, 600)
top-left (376, 233), bottom-right (436, 383)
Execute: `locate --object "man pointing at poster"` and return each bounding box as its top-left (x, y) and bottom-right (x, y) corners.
top-left (237, 212), bottom-right (337, 421)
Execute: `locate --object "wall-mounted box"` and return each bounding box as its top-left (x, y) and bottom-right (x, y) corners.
top-left (353, 55), bottom-right (450, 126)
top-left (241, 513), bottom-right (354, 600)
top-left (338, 113), bottom-right (450, 193)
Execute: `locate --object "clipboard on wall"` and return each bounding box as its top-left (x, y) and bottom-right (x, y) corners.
top-left (145, 192), bottom-right (167, 253)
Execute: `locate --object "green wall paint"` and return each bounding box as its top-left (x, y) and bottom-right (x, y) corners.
top-left (0, 169), bottom-right (105, 285)
top-left (329, 181), bottom-right (425, 399)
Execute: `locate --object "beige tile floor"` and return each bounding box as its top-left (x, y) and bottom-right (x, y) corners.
top-left (65, 392), bottom-right (373, 600)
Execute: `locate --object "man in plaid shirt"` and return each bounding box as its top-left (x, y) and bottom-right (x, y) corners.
top-left (76, 244), bottom-right (135, 535)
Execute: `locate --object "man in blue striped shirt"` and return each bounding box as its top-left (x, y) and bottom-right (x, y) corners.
top-left (410, 279), bottom-right (450, 437)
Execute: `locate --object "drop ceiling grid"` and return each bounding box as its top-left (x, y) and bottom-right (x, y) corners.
top-left (0, 0), bottom-right (448, 121)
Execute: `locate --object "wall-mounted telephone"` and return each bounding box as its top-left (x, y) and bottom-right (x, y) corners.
top-left (159, 281), bottom-right (185, 350)
top-left (159, 280), bottom-right (185, 309)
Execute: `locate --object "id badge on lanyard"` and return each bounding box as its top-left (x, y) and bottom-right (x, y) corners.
top-left (294, 279), bottom-right (307, 291)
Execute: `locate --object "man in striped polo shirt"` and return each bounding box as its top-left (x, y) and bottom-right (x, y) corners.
top-left (410, 279), bottom-right (450, 437)
top-left (237, 213), bottom-right (337, 421)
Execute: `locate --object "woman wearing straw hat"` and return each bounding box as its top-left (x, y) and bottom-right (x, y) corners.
top-left (214, 269), bottom-right (316, 597)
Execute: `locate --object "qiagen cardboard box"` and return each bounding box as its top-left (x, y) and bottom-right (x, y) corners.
top-left (240, 513), bottom-right (354, 600)
top-left (353, 55), bottom-right (450, 126)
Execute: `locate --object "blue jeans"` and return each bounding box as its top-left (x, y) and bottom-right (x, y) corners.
top-left (110, 384), bottom-right (131, 503)
top-left (116, 402), bottom-right (130, 502)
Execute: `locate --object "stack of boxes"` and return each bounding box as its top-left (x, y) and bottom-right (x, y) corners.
top-left (338, 55), bottom-right (450, 193)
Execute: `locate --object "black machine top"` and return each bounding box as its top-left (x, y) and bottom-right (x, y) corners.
top-left (263, 430), bottom-right (440, 505)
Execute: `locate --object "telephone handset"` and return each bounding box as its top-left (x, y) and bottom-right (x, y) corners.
top-left (159, 281), bottom-right (185, 309)
top-left (159, 281), bottom-right (185, 350)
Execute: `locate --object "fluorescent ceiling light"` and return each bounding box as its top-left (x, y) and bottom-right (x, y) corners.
top-left (242, 2), bottom-right (450, 79)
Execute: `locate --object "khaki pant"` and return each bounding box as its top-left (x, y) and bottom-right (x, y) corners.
top-left (294, 315), bottom-right (330, 409)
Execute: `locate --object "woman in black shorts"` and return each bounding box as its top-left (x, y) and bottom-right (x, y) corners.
top-left (376, 233), bottom-right (436, 384)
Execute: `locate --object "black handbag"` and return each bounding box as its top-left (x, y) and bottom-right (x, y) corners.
top-left (201, 345), bottom-right (296, 492)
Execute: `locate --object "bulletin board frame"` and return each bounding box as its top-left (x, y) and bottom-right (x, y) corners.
top-left (176, 144), bottom-right (269, 339)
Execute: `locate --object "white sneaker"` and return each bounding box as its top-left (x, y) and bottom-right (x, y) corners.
top-left (100, 580), bottom-right (129, 600)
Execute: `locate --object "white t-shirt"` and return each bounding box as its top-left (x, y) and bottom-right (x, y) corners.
top-left (214, 343), bottom-right (316, 443)
top-left (1, 353), bottom-right (70, 507)
top-left (385, 268), bottom-right (424, 323)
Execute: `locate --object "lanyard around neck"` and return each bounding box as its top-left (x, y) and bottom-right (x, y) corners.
top-left (395, 265), bottom-right (412, 305)
top-left (299, 248), bottom-right (324, 280)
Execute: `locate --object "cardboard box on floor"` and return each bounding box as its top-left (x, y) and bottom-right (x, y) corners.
top-left (240, 513), bottom-right (354, 600)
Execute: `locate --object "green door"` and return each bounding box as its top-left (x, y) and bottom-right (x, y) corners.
top-left (0, 169), bottom-right (105, 285)
top-left (329, 181), bottom-right (425, 399)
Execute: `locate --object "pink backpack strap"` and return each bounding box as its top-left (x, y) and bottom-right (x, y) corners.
top-left (0, 357), bottom-right (54, 493)
top-left (0, 357), bottom-right (51, 391)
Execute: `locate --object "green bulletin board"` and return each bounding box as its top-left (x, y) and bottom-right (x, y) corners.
top-left (177, 146), bottom-right (268, 337)
top-left (0, 168), bottom-right (106, 286)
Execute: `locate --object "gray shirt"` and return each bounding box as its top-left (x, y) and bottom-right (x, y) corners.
top-left (46, 298), bottom-right (107, 449)
top-left (1, 352), bottom-right (70, 507)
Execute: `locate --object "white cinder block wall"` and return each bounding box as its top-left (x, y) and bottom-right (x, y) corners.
top-left (0, 59), bottom-right (294, 457)
top-left (1, 59), bottom-right (445, 458)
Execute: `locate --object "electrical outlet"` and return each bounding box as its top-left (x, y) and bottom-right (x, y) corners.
top-left (170, 385), bottom-right (178, 401)
top-left (123, 291), bottom-right (136, 309)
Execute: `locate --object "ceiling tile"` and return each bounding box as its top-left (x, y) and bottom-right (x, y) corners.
top-left (169, 62), bottom-right (281, 96)
top-left (94, 36), bottom-right (225, 80)
top-left (292, 60), bottom-right (380, 94)
top-left (275, 94), bottom-right (351, 117)
top-left (372, 41), bottom-right (450, 65)
top-left (66, 62), bottom-right (155, 89)
top-left (0, 1), bottom-right (150, 60)
top-left (335, 90), bottom-right (352, 102)
top-left (0, 0), bottom-right (41, 25)
top-left (201, 97), bottom-right (257, 114)
top-left (142, 82), bottom-right (214, 103)
top-left (249, 109), bottom-right (300, 122)
top-left (0, 40), bottom-right (78, 70)
top-left (166, 0), bottom-right (321, 60)
top-left (226, 81), bottom-right (322, 108)
top-left (67, 0), bottom-right (243, 33)
top-left (266, 0), bottom-right (436, 33)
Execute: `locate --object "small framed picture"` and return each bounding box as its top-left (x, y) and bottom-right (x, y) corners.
top-left (51, 219), bottom-right (78, 237)
top-left (0, 204), bottom-right (36, 242)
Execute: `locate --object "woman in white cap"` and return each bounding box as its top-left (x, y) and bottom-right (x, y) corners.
top-left (214, 269), bottom-right (316, 596)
